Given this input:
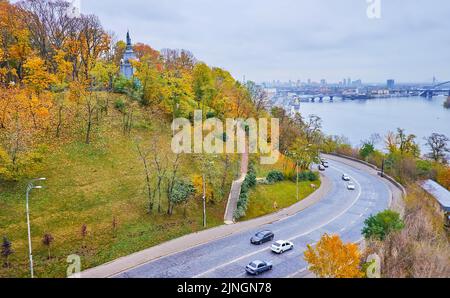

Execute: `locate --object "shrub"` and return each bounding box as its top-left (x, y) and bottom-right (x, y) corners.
top-left (362, 210), bottom-right (405, 241)
top-left (206, 111), bottom-right (216, 119)
top-left (266, 170), bottom-right (284, 183)
top-left (234, 164), bottom-right (257, 220)
top-left (293, 171), bottom-right (318, 182)
top-left (114, 98), bottom-right (126, 113)
top-left (415, 159), bottom-right (435, 180)
top-left (244, 172), bottom-right (257, 188)
top-left (1, 236), bottom-right (13, 268)
top-left (113, 75), bottom-right (132, 94)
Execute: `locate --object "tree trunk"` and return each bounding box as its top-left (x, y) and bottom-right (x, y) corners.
top-left (56, 105), bottom-right (63, 138)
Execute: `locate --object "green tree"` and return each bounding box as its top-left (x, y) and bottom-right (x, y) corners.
top-left (169, 180), bottom-right (195, 216)
top-left (192, 63), bottom-right (215, 112)
top-left (362, 210), bottom-right (404, 240)
top-left (359, 142), bottom-right (375, 160)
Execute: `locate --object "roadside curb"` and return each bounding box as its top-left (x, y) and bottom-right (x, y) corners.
top-left (79, 172), bottom-right (332, 278)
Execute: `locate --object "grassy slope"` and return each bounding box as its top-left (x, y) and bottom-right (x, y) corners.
top-left (245, 154), bottom-right (320, 220)
top-left (0, 98), bottom-right (233, 278)
top-left (242, 180), bottom-right (320, 220)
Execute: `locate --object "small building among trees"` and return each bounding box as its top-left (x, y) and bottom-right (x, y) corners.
top-left (120, 31), bottom-right (137, 79)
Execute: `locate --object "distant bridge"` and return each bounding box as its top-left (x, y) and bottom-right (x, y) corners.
top-left (419, 81), bottom-right (450, 97)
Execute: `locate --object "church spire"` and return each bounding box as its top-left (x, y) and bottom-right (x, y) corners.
top-left (126, 30), bottom-right (131, 47)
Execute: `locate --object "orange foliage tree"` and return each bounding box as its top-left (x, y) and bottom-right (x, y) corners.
top-left (437, 167), bottom-right (450, 190)
top-left (304, 234), bottom-right (364, 278)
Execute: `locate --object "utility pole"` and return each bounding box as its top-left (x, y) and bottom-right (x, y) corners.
top-left (296, 160), bottom-right (299, 201)
top-left (25, 178), bottom-right (46, 278)
top-left (202, 174), bottom-right (207, 228)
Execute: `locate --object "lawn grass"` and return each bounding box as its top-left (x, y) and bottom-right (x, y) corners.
top-left (242, 180), bottom-right (320, 221)
top-left (0, 99), bottom-right (235, 278)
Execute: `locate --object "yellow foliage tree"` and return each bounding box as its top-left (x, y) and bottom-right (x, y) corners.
top-left (23, 56), bottom-right (55, 93)
top-left (192, 175), bottom-right (214, 203)
top-left (304, 234), bottom-right (364, 278)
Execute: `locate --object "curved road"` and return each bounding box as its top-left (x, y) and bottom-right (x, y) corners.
top-left (115, 158), bottom-right (391, 278)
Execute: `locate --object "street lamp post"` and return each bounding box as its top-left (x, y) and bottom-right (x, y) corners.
top-left (202, 174), bottom-right (206, 228)
top-left (25, 178), bottom-right (46, 278)
top-left (296, 160), bottom-right (299, 201)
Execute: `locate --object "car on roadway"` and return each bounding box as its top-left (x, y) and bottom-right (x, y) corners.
top-left (342, 174), bottom-right (351, 181)
top-left (250, 230), bottom-right (274, 245)
top-left (318, 164), bottom-right (326, 171)
top-left (322, 161), bottom-right (329, 168)
top-left (271, 240), bottom-right (294, 254)
top-left (347, 183), bottom-right (356, 190)
top-left (245, 260), bottom-right (273, 275)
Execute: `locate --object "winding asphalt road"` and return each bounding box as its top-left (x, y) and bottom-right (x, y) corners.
top-left (115, 158), bottom-right (391, 278)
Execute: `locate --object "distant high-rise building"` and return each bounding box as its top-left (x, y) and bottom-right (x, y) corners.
top-left (307, 78), bottom-right (311, 85)
top-left (387, 79), bottom-right (395, 89)
top-left (320, 79), bottom-right (327, 86)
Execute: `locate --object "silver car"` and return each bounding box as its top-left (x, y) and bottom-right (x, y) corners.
top-left (245, 260), bottom-right (273, 275)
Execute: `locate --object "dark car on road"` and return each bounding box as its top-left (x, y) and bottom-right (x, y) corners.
top-left (245, 260), bottom-right (273, 275)
top-left (250, 230), bottom-right (274, 245)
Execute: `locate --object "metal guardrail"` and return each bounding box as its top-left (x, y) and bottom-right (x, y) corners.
top-left (326, 153), bottom-right (407, 198)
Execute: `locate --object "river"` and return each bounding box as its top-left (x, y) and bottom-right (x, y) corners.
top-left (296, 95), bottom-right (450, 153)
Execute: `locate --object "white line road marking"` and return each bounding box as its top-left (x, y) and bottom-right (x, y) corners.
top-left (194, 163), bottom-right (363, 278)
top-left (287, 267), bottom-right (307, 278)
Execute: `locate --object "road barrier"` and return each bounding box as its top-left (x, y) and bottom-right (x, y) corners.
top-left (326, 153), bottom-right (407, 198)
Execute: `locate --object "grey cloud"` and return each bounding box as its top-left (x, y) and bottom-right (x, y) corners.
top-left (74, 1), bottom-right (450, 82)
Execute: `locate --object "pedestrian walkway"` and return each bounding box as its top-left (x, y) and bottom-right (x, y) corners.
top-left (224, 144), bottom-right (249, 224)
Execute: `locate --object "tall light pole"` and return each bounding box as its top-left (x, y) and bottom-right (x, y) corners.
top-left (296, 160), bottom-right (299, 201)
top-left (202, 174), bottom-right (206, 228)
top-left (26, 178), bottom-right (46, 278)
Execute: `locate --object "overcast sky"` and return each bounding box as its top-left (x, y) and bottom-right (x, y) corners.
top-left (72, 1), bottom-right (450, 83)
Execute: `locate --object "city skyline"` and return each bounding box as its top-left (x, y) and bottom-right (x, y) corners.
top-left (74, 0), bottom-right (450, 83)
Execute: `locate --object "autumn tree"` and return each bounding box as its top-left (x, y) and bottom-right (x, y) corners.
top-left (134, 54), bottom-right (167, 107)
top-left (246, 81), bottom-right (268, 114)
top-left (78, 15), bottom-right (110, 80)
top-left (18, 0), bottom-right (79, 72)
top-left (192, 62), bottom-right (215, 112)
top-left (436, 167), bottom-right (450, 190)
top-left (425, 133), bottom-right (450, 164)
top-left (304, 234), bottom-right (364, 278)
top-left (286, 138), bottom-right (319, 171)
top-left (0, 0), bottom-right (32, 83)
top-left (386, 128), bottom-right (420, 157)
top-left (134, 43), bottom-right (160, 65)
